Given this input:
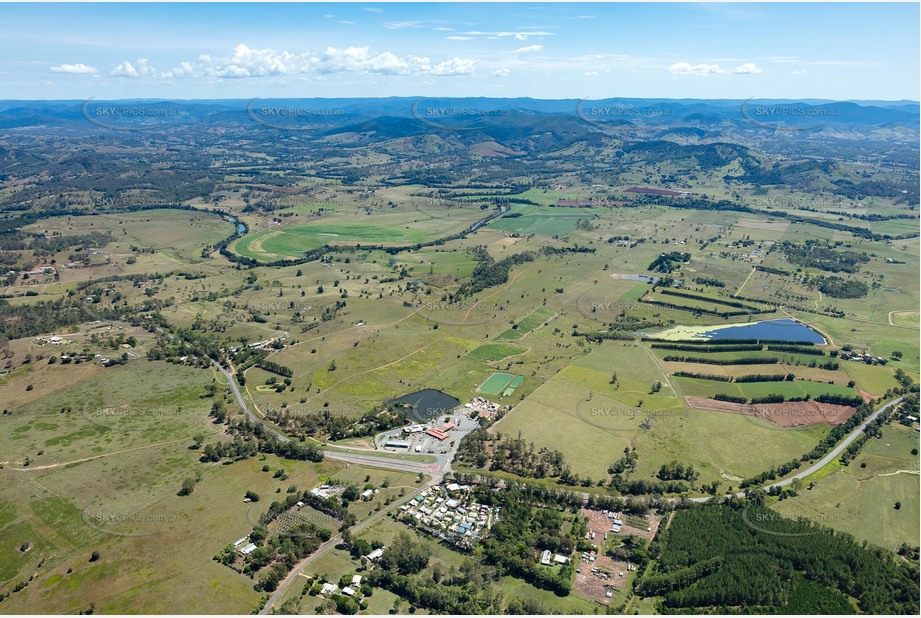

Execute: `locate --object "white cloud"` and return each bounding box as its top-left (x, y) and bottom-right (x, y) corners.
top-left (49, 63), bottom-right (98, 75)
top-left (512, 45), bottom-right (542, 54)
top-left (340, 21), bottom-right (355, 25)
top-left (363, 6), bottom-right (384, 13)
top-left (792, 69), bottom-right (808, 76)
top-left (491, 69), bottom-right (511, 77)
top-left (446, 35), bottom-right (473, 40)
top-left (429, 57), bottom-right (477, 76)
top-left (734, 62), bottom-right (762, 74)
top-left (459, 30), bottom-right (554, 39)
top-left (385, 21), bottom-right (424, 29)
top-left (666, 62), bottom-right (726, 76)
top-left (570, 15), bottom-right (596, 19)
top-left (129, 44), bottom-right (478, 79)
top-left (111, 58), bottom-right (157, 78)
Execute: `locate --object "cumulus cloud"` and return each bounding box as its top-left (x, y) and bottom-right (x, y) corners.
top-left (491, 68), bottom-right (511, 77)
top-left (111, 58), bottom-right (157, 78)
top-left (734, 62), bottom-right (762, 74)
top-left (512, 45), bottom-right (542, 54)
top-left (446, 35), bottom-right (473, 40)
top-left (49, 63), bottom-right (98, 75)
top-left (666, 62), bottom-right (726, 76)
top-left (111, 44), bottom-right (476, 79)
top-left (792, 68), bottom-right (808, 76)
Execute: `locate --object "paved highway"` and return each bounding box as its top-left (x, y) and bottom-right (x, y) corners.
top-left (690, 395), bottom-right (904, 502)
top-left (215, 354), bottom-right (904, 611)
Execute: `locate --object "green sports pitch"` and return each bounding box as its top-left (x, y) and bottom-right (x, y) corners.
top-left (477, 372), bottom-right (524, 396)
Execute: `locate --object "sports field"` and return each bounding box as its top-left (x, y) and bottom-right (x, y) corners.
top-left (477, 372), bottom-right (518, 395)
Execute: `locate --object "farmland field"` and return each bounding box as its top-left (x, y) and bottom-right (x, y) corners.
top-left (1, 71), bottom-right (919, 615)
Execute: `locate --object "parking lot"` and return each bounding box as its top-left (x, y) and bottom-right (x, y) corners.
top-left (375, 412), bottom-right (476, 456)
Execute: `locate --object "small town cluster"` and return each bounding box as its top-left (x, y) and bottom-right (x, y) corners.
top-left (398, 483), bottom-right (499, 549)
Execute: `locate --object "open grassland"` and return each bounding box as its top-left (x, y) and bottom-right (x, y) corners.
top-left (773, 424), bottom-right (920, 552)
top-left (24, 209), bottom-right (235, 263)
top-left (465, 343), bottom-right (528, 363)
top-left (493, 342), bottom-right (828, 485)
top-left (0, 356), bottom-right (366, 612)
top-left (0, 360), bottom-right (216, 465)
top-left (496, 306), bottom-right (556, 340)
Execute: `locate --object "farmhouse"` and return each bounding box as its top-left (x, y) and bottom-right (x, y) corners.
top-left (541, 550), bottom-right (553, 565)
top-left (239, 542), bottom-right (257, 556)
top-left (310, 484), bottom-right (346, 499)
top-left (23, 266), bottom-right (56, 277)
top-left (320, 583), bottom-right (339, 596)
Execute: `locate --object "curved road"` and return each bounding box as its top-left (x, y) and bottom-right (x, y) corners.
top-left (216, 352), bottom-right (904, 610)
top-left (213, 356), bottom-right (455, 613)
top-left (690, 395), bottom-right (904, 502)
top-left (212, 359), bottom-right (289, 442)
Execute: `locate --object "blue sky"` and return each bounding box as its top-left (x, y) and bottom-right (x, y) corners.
top-left (1, 2), bottom-right (918, 101)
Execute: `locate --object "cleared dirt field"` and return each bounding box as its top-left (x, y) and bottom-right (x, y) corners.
top-left (751, 401), bottom-right (855, 427)
top-left (685, 396), bottom-right (855, 428)
top-left (575, 508), bottom-right (660, 606)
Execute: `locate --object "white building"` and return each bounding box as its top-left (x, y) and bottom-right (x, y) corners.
top-left (320, 583), bottom-right (339, 596)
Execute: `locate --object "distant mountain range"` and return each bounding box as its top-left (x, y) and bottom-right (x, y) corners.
top-left (0, 97), bottom-right (916, 133)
